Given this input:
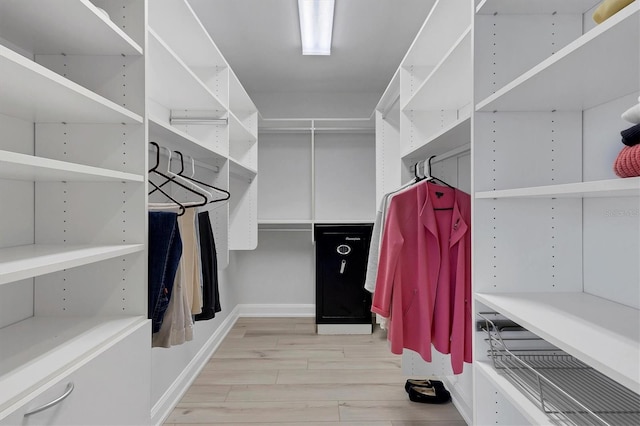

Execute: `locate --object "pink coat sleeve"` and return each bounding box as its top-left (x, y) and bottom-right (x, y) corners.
top-left (371, 199), bottom-right (404, 319)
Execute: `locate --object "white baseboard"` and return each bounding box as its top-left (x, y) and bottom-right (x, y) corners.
top-left (238, 303), bottom-right (315, 317)
top-left (151, 305), bottom-right (240, 425)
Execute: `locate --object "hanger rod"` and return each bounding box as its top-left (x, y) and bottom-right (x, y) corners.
top-left (170, 117), bottom-right (228, 125)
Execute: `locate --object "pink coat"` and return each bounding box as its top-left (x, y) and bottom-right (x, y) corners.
top-left (371, 181), bottom-right (471, 374)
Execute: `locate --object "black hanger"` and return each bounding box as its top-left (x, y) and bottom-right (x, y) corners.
top-left (148, 142), bottom-right (208, 208)
top-left (149, 180), bottom-right (186, 216)
top-left (174, 151), bottom-right (231, 203)
top-left (425, 155), bottom-right (454, 189)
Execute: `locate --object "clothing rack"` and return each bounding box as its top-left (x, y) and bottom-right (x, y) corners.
top-left (149, 146), bottom-right (221, 174)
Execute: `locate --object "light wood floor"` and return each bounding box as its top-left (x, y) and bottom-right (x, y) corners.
top-left (164, 317), bottom-right (466, 426)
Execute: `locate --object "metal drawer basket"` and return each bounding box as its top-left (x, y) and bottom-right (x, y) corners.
top-left (478, 313), bottom-right (640, 426)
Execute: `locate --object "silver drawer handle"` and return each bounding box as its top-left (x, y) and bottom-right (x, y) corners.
top-left (24, 382), bottom-right (74, 417)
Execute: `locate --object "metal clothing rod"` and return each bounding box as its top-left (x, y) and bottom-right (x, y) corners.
top-left (430, 145), bottom-right (471, 164)
top-left (170, 117), bottom-right (228, 125)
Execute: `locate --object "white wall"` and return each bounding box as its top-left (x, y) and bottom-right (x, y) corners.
top-left (234, 230), bottom-right (315, 305)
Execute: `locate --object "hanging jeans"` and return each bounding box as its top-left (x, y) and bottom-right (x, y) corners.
top-left (195, 211), bottom-right (221, 321)
top-left (148, 211), bottom-right (183, 333)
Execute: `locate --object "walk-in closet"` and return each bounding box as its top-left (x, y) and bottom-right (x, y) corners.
top-left (0, 0), bottom-right (638, 425)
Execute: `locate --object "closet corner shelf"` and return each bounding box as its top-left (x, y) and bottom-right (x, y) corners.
top-left (0, 315), bottom-right (147, 414)
top-left (475, 177), bottom-right (640, 199)
top-left (148, 0), bottom-right (227, 69)
top-left (0, 44), bottom-right (142, 124)
top-left (148, 116), bottom-right (227, 162)
top-left (0, 0), bottom-right (142, 56)
top-left (147, 29), bottom-right (226, 112)
top-left (0, 150), bottom-right (143, 183)
top-left (229, 158), bottom-right (257, 181)
top-left (475, 361), bottom-right (554, 425)
top-left (475, 292), bottom-right (640, 394)
top-left (476, 3), bottom-right (639, 112)
top-left (0, 244), bottom-right (144, 286)
top-left (476, 0), bottom-right (601, 15)
top-left (402, 27), bottom-right (472, 112)
top-left (401, 115), bottom-right (471, 160)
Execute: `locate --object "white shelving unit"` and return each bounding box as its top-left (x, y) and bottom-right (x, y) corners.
top-left (476, 3), bottom-right (639, 112)
top-left (472, 1), bottom-right (640, 424)
top-left (0, 0), bottom-right (142, 56)
top-left (258, 118), bottom-right (376, 230)
top-left (148, 0), bottom-right (258, 254)
top-left (476, 292), bottom-right (640, 393)
top-left (374, 1), bottom-right (474, 420)
top-left (0, 0), bottom-right (149, 423)
top-left (0, 44), bottom-right (142, 124)
top-left (476, 177), bottom-right (640, 198)
top-left (0, 244), bottom-right (144, 287)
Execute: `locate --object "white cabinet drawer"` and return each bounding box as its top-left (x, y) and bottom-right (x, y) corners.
top-left (0, 321), bottom-right (150, 426)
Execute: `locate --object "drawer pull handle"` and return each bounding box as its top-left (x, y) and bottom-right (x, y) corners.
top-left (24, 382), bottom-right (74, 417)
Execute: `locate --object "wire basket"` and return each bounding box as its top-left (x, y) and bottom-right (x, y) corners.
top-left (478, 314), bottom-right (640, 426)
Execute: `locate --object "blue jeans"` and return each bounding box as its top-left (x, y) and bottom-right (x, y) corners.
top-left (148, 212), bottom-right (183, 333)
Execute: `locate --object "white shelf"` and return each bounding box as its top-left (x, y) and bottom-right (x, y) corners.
top-left (0, 315), bottom-right (147, 412)
top-left (475, 361), bottom-right (553, 425)
top-left (401, 115), bottom-right (471, 160)
top-left (402, 0), bottom-right (469, 68)
top-left (229, 158), bottom-right (257, 181)
top-left (476, 4), bottom-right (639, 112)
top-left (475, 177), bottom-right (640, 198)
top-left (403, 28), bottom-right (472, 111)
top-left (476, 292), bottom-right (640, 393)
top-left (229, 111), bottom-right (257, 146)
top-left (148, 0), bottom-right (227, 68)
top-left (0, 0), bottom-right (142, 56)
top-left (0, 244), bottom-right (144, 286)
top-left (148, 116), bottom-right (226, 162)
top-left (476, 0), bottom-right (601, 15)
top-left (0, 150), bottom-right (143, 183)
top-left (0, 44), bottom-right (143, 124)
top-left (147, 29), bottom-right (226, 112)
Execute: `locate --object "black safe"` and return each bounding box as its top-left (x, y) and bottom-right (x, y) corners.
top-left (314, 224), bottom-right (374, 325)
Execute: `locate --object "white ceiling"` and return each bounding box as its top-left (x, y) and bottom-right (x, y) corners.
top-left (189, 0), bottom-right (435, 118)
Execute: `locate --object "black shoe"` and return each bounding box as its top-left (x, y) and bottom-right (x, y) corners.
top-left (404, 378), bottom-right (445, 393)
top-left (408, 385), bottom-right (451, 404)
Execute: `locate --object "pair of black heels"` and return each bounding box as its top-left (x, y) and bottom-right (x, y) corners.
top-left (405, 379), bottom-right (451, 404)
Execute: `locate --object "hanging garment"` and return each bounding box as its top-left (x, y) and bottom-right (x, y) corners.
top-left (195, 211), bottom-right (222, 321)
top-left (178, 209), bottom-right (203, 315)
top-left (371, 181), bottom-right (471, 374)
top-left (148, 211), bottom-right (182, 334)
top-left (153, 211), bottom-right (202, 348)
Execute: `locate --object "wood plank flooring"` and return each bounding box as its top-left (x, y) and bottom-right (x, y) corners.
top-left (164, 317), bottom-right (466, 426)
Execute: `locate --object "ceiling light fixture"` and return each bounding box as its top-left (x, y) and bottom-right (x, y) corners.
top-left (298, 0), bottom-right (335, 55)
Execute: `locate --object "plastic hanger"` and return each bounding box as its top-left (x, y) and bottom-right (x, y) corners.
top-left (148, 142), bottom-right (208, 208)
top-left (424, 155), bottom-right (454, 189)
top-left (149, 146), bottom-right (213, 201)
top-left (175, 151), bottom-right (231, 203)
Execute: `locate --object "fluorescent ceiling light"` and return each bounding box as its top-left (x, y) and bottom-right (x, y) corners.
top-left (298, 0), bottom-right (335, 55)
